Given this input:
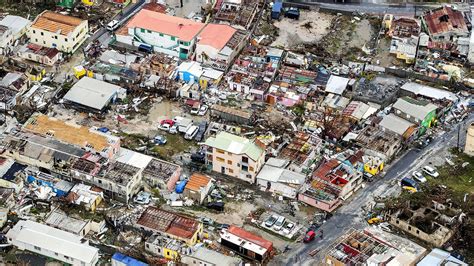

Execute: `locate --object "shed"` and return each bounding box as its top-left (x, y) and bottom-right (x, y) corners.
top-left (325, 75), bottom-right (349, 95)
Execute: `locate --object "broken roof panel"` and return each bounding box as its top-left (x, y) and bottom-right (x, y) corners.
top-left (422, 6), bottom-right (468, 37)
top-left (63, 77), bottom-right (121, 111)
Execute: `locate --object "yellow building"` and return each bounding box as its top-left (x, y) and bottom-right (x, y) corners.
top-left (204, 132), bottom-right (265, 184)
top-left (27, 11), bottom-right (88, 53)
top-left (363, 155), bottom-right (384, 176)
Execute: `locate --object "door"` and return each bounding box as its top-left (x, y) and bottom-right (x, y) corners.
top-left (221, 167), bottom-right (225, 174)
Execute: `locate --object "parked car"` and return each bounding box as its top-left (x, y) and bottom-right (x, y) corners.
top-left (400, 177), bottom-right (420, 193)
top-left (159, 123), bottom-right (171, 131)
top-left (198, 105), bottom-right (209, 116)
top-left (363, 172), bottom-right (374, 182)
top-left (190, 102), bottom-right (200, 115)
top-left (153, 135), bottom-right (167, 145)
top-left (160, 119), bottom-right (175, 126)
top-left (412, 171), bottom-right (427, 183)
top-left (207, 202), bottom-right (225, 212)
top-left (134, 191), bottom-right (151, 204)
top-left (303, 230), bottom-right (316, 243)
top-left (217, 223), bottom-right (230, 230)
top-left (106, 19), bottom-right (120, 31)
top-left (184, 125), bottom-right (199, 140)
top-left (282, 222), bottom-right (295, 235)
top-left (423, 165), bottom-right (439, 177)
top-left (194, 121), bottom-right (208, 142)
top-left (200, 217), bottom-right (214, 226)
top-left (264, 215), bottom-right (278, 227)
top-left (273, 216), bottom-right (286, 231)
top-left (191, 151), bottom-right (205, 163)
top-left (169, 125), bottom-right (178, 134)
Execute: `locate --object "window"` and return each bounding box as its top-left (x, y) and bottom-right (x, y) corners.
top-left (64, 256), bottom-right (70, 260)
top-left (41, 32), bottom-right (44, 36)
top-left (242, 165), bottom-right (249, 172)
top-left (242, 157), bottom-right (249, 163)
top-left (35, 38), bottom-right (38, 42)
top-left (34, 246), bottom-right (41, 251)
top-left (32, 30), bottom-right (36, 34)
top-left (159, 33), bottom-right (163, 37)
top-left (216, 157), bottom-right (225, 163)
top-left (171, 36), bottom-right (176, 41)
top-left (228, 169), bottom-right (234, 173)
top-left (64, 38), bottom-right (68, 42)
top-left (408, 226), bottom-right (412, 231)
top-left (216, 149), bottom-right (225, 154)
top-left (54, 252), bottom-right (58, 256)
top-left (146, 244), bottom-right (149, 248)
top-left (227, 160), bottom-right (232, 165)
top-left (141, 28), bottom-right (145, 33)
top-left (43, 41), bottom-right (46, 45)
top-left (54, 36), bottom-right (58, 39)
top-left (166, 251), bottom-right (170, 256)
top-left (147, 30), bottom-right (151, 33)
top-left (249, 166), bottom-right (254, 172)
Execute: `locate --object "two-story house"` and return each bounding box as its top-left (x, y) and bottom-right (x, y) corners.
top-left (27, 11), bottom-right (88, 53)
top-left (203, 132), bottom-right (265, 183)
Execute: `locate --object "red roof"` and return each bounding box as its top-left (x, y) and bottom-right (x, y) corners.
top-left (198, 24), bottom-right (236, 50)
top-left (423, 6), bottom-right (468, 36)
top-left (127, 9), bottom-right (205, 42)
top-left (227, 226), bottom-right (273, 251)
top-left (313, 159), bottom-right (339, 180)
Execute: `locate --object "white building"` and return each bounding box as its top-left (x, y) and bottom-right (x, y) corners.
top-left (27, 11), bottom-right (88, 53)
top-left (0, 15), bottom-right (31, 40)
top-left (6, 220), bottom-right (99, 266)
top-left (125, 9), bottom-right (205, 59)
top-left (256, 158), bottom-right (306, 199)
top-left (0, 25), bottom-right (13, 55)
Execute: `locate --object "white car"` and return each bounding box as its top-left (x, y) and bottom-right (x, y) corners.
top-left (169, 125), bottom-right (178, 134)
top-left (282, 222), bottom-right (295, 235)
top-left (273, 216), bottom-right (286, 231)
top-left (198, 105), bottom-right (208, 116)
top-left (412, 171), bottom-right (427, 183)
top-left (423, 166), bottom-right (439, 178)
top-left (159, 123), bottom-right (170, 131)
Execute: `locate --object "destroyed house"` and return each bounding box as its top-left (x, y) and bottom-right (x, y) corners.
top-left (325, 228), bottom-right (427, 265)
top-left (277, 66), bottom-right (317, 85)
top-left (256, 158), bottom-right (306, 199)
top-left (1, 132), bottom-right (86, 176)
top-left (388, 18), bottom-right (421, 64)
top-left (28, 11), bottom-right (88, 53)
top-left (355, 123), bottom-right (403, 160)
top-left (23, 113), bottom-right (120, 159)
top-left (214, 0), bottom-right (258, 30)
top-left (389, 17), bottom-right (421, 38)
top-left (231, 44), bottom-right (280, 79)
top-left (70, 155), bottom-right (142, 203)
top-left (0, 73), bottom-right (29, 110)
top-left (136, 207), bottom-right (203, 246)
top-left (26, 168), bottom-right (74, 197)
top-left (220, 225), bottom-right (273, 262)
top-left (385, 203), bottom-right (457, 247)
top-left (421, 6), bottom-right (469, 43)
top-left (142, 158), bottom-right (181, 191)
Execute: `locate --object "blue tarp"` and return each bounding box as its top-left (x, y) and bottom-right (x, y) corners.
top-left (112, 252), bottom-right (148, 266)
top-left (175, 180), bottom-right (188, 194)
top-left (272, 1), bottom-right (282, 12)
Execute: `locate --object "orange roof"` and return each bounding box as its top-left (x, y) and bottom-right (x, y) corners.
top-left (228, 226), bottom-right (273, 251)
top-left (127, 9), bottom-right (205, 42)
top-left (198, 24), bottom-right (236, 50)
top-left (31, 11), bottom-right (84, 36)
top-left (185, 173), bottom-right (211, 191)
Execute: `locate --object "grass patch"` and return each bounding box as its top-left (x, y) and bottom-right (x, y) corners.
top-left (152, 133), bottom-right (197, 160)
top-left (431, 151), bottom-right (474, 198)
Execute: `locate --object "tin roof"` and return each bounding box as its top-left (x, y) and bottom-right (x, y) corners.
top-left (31, 11), bottom-right (84, 36)
top-left (185, 173), bottom-right (211, 192)
top-left (423, 6), bottom-right (468, 36)
top-left (227, 226), bottom-right (273, 250)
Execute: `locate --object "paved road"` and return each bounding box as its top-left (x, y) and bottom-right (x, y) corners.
top-left (286, 1), bottom-right (472, 16)
top-left (276, 114), bottom-right (474, 265)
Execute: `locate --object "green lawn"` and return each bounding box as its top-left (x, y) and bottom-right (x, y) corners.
top-left (152, 133), bottom-right (197, 160)
top-left (431, 151), bottom-right (474, 198)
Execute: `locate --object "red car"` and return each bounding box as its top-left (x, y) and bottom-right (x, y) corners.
top-left (303, 230), bottom-right (316, 243)
top-left (160, 119), bottom-right (174, 126)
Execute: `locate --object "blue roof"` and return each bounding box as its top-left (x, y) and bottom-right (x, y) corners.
top-left (272, 1), bottom-right (283, 12)
top-left (112, 253), bottom-right (148, 266)
top-left (2, 162), bottom-right (27, 181)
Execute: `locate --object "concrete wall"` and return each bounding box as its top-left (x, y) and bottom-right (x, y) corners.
top-left (298, 192), bottom-right (341, 213)
top-left (465, 123), bottom-right (474, 156)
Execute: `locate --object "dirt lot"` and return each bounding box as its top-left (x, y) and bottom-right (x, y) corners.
top-left (272, 10), bottom-right (334, 48)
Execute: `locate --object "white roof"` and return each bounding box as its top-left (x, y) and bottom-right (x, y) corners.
top-left (257, 164), bottom-right (305, 185)
top-left (379, 114), bottom-right (415, 136)
top-left (401, 82), bottom-right (458, 102)
top-left (325, 75), bottom-right (349, 95)
top-left (178, 61), bottom-right (203, 78)
top-left (116, 148), bottom-right (153, 170)
top-left (202, 68), bottom-right (224, 80)
top-left (7, 220), bottom-right (99, 264)
top-left (192, 247), bottom-right (241, 265)
top-left (63, 77), bottom-right (121, 110)
top-left (0, 15), bottom-right (31, 36)
top-left (417, 248), bottom-right (467, 266)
